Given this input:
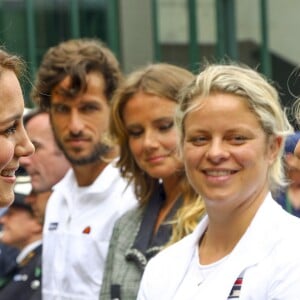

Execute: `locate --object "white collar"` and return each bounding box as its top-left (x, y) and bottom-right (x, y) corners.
top-left (16, 240), bottom-right (42, 264)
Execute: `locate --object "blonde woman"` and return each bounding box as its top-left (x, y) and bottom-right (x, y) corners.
top-left (138, 64), bottom-right (300, 299)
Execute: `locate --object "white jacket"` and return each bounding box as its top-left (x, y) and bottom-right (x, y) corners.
top-left (42, 163), bottom-right (137, 300)
top-left (138, 194), bottom-right (300, 300)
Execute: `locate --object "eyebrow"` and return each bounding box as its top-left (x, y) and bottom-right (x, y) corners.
top-left (0, 113), bottom-right (22, 125)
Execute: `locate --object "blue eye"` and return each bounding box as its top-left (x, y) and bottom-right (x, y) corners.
top-left (231, 135), bottom-right (247, 144)
top-left (188, 136), bottom-right (208, 146)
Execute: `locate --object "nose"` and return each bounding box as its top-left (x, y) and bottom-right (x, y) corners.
top-left (15, 126), bottom-right (35, 159)
top-left (143, 129), bottom-right (159, 150)
top-left (206, 138), bottom-right (229, 163)
top-left (69, 110), bottom-right (84, 135)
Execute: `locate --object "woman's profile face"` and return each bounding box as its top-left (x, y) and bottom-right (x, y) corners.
top-left (123, 91), bottom-right (182, 179)
top-left (0, 69), bottom-right (34, 206)
top-left (182, 92), bottom-right (281, 213)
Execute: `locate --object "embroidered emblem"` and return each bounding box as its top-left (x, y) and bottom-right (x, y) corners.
top-left (19, 251), bottom-right (35, 267)
top-left (48, 222), bottom-right (58, 231)
top-left (82, 226), bottom-right (91, 234)
top-left (228, 277), bottom-right (243, 299)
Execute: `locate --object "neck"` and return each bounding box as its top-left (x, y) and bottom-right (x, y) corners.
top-left (199, 223), bottom-right (245, 265)
top-left (72, 146), bottom-right (119, 186)
top-left (153, 174), bottom-right (183, 235)
top-left (73, 160), bottom-right (109, 186)
top-left (163, 173), bottom-right (183, 206)
top-left (199, 188), bottom-right (268, 264)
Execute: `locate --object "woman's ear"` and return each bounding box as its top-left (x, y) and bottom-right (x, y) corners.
top-left (268, 135), bottom-right (283, 164)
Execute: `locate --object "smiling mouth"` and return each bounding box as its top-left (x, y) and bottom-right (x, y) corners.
top-left (0, 169), bottom-right (16, 177)
top-left (147, 154), bottom-right (167, 161)
top-left (204, 170), bottom-right (236, 176)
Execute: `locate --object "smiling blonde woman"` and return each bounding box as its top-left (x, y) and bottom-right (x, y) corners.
top-left (137, 63), bottom-right (300, 300)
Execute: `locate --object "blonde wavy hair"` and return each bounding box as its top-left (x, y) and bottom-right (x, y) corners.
top-left (176, 63), bottom-right (294, 194)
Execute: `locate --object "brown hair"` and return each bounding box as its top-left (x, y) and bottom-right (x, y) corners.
top-left (110, 63), bottom-right (206, 243)
top-left (0, 48), bottom-right (24, 78)
top-left (110, 63), bottom-right (194, 205)
top-left (32, 38), bottom-right (122, 109)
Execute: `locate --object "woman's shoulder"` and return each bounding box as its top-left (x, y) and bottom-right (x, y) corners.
top-left (114, 206), bottom-right (145, 229)
top-left (147, 224), bottom-right (199, 271)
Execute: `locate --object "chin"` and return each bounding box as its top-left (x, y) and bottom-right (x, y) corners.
top-left (0, 192), bottom-right (14, 207)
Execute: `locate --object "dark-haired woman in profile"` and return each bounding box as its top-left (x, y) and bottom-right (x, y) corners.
top-left (0, 48), bottom-right (34, 207)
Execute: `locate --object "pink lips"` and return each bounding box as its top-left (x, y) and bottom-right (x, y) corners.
top-left (203, 168), bottom-right (237, 184)
top-left (0, 169), bottom-right (17, 184)
top-left (146, 155), bottom-right (166, 164)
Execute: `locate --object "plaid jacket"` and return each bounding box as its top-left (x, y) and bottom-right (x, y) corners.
top-left (100, 185), bottom-right (182, 300)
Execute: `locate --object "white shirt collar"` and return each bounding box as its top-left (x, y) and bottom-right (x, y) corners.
top-left (16, 240), bottom-right (42, 264)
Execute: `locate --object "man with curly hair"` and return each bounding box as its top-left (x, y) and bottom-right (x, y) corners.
top-left (32, 39), bottom-right (137, 300)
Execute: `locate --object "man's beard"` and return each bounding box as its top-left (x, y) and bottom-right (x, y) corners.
top-left (64, 143), bottom-right (110, 165)
top-left (55, 136), bottom-right (111, 166)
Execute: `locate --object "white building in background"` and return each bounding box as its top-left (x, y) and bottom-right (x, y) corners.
top-left (120, 0), bottom-right (299, 124)
top-left (0, 0), bottom-right (297, 119)
top-left (156, 0), bottom-right (299, 66)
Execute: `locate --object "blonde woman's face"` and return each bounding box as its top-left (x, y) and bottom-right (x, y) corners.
top-left (182, 92), bottom-right (281, 213)
top-left (124, 91), bottom-right (182, 179)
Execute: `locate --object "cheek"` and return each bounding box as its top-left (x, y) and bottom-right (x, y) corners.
top-left (52, 122), bottom-right (63, 139)
top-left (0, 140), bottom-right (14, 170)
top-left (234, 147), bottom-right (267, 168)
top-left (96, 113), bottom-right (109, 131)
top-left (128, 139), bottom-right (143, 160)
top-left (163, 131), bottom-right (179, 151)
top-left (183, 144), bottom-right (201, 166)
